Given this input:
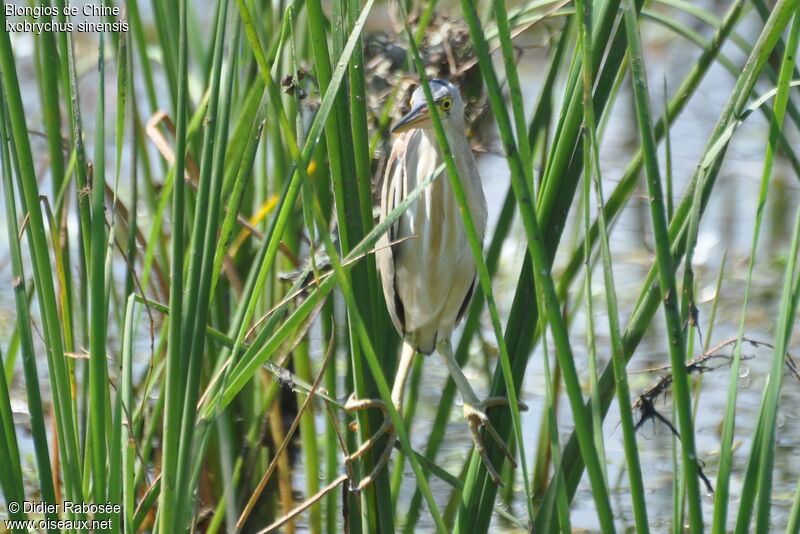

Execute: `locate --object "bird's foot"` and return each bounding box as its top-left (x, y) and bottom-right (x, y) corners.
top-left (343, 393), bottom-right (397, 491)
top-left (462, 397), bottom-right (529, 486)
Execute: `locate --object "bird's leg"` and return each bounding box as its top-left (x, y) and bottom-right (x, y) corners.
top-left (344, 341), bottom-right (417, 490)
top-left (391, 341), bottom-right (417, 409)
top-left (436, 337), bottom-right (526, 485)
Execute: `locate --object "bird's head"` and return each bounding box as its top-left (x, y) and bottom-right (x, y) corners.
top-left (391, 79), bottom-right (464, 134)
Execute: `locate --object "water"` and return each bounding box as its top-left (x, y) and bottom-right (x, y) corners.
top-left (389, 8), bottom-right (800, 532)
top-left (2, 2), bottom-right (799, 532)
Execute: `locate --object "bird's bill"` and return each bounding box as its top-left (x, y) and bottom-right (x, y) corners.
top-left (391, 103), bottom-right (431, 133)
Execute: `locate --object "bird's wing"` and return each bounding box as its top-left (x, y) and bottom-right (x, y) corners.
top-left (455, 277), bottom-right (476, 324)
top-left (376, 131), bottom-right (415, 337)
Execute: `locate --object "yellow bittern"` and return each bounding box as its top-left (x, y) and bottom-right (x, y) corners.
top-left (345, 79), bottom-right (523, 489)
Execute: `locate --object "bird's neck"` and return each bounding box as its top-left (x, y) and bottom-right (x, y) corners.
top-left (419, 127), bottom-right (487, 240)
top-left (420, 126), bottom-right (473, 175)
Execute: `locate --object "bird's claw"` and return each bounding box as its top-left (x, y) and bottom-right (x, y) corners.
top-left (463, 397), bottom-right (528, 486)
top-left (343, 393), bottom-right (396, 491)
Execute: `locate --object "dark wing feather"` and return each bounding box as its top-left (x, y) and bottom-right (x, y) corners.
top-left (377, 131), bottom-right (415, 336)
top-left (456, 277), bottom-right (476, 323)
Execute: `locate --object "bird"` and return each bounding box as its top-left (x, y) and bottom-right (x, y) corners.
top-left (345, 78), bottom-right (523, 489)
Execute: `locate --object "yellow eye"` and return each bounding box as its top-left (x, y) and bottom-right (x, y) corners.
top-left (440, 97), bottom-right (452, 112)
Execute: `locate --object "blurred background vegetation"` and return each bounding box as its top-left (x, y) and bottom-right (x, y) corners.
top-left (1, 0), bottom-right (800, 532)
